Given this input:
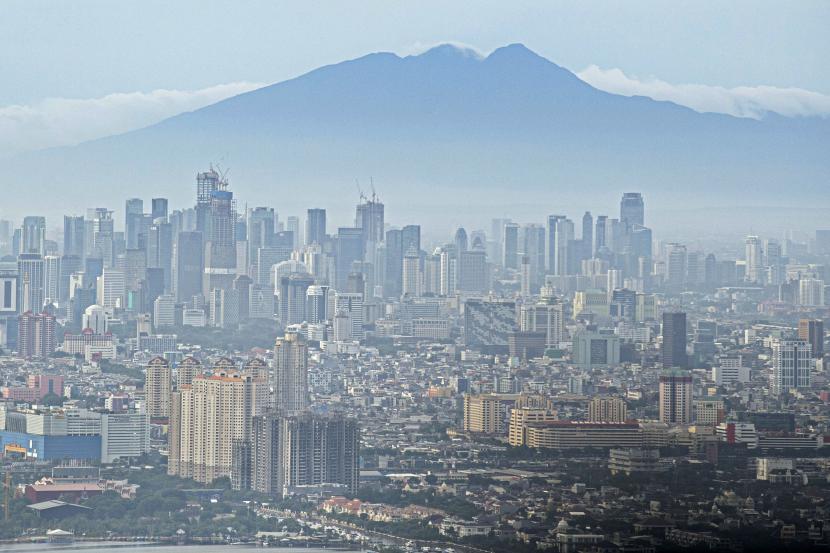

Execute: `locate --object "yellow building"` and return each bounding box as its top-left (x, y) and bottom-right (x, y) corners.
top-left (588, 396), bottom-right (628, 423)
top-left (508, 408), bottom-right (557, 446)
top-left (168, 358), bottom-right (268, 484)
top-left (463, 393), bottom-right (552, 435)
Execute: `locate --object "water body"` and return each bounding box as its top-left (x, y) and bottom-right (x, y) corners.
top-left (0, 546), bottom-right (346, 553)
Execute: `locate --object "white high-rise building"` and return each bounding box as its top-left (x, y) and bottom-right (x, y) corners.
top-left (153, 294), bottom-right (176, 328)
top-left (98, 268), bottom-right (125, 310)
top-left (520, 302), bottom-right (564, 348)
top-left (100, 411), bottom-right (150, 463)
top-left (334, 291), bottom-right (363, 339)
top-left (770, 339), bottom-right (812, 394)
top-left (744, 235), bottom-right (763, 283)
top-left (402, 247), bottom-right (420, 297)
top-left (82, 304), bottom-right (108, 334)
top-left (798, 278), bottom-right (825, 307)
top-left (43, 255), bottom-right (60, 304)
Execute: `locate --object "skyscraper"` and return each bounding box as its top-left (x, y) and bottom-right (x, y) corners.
top-left (21, 216), bottom-right (46, 255)
top-left (402, 246), bottom-right (420, 297)
top-left (355, 195), bottom-right (385, 249)
top-left (125, 198), bottom-right (144, 249)
top-left (279, 273), bottom-right (314, 325)
top-left (273, 331), bottom-right (309, 413)
top-left (582, 211), bottom-right (593, 259)
top-left (659, 370), bottom-right (693, 425)
top-left (620, 192), bottom-right (644, 229)
top-left (195, 169), bottom-right (222, 233)
top-left (63, 215), bottom-right (86, 258)
top-left (502, 223), bottom-right (519, 269)
top-left (306, 208), bottom-right (326, 246)
top-left (771, 339), bottom-right (812, 394)
top-left (146, 356), bottom-right (172, 420)
top-left (594, 215), bottom-right (607, 254)
top-left (248, 412), bottom-right (359, 496)
top-left (744, 235), bottom-right (763, 283)
top-left (798, 319), bottom-right (824, 358)
top-left (454, 227), bottom-right (468, 254)
top-left (175, 231), bottom-right (203, 302)
top-left (661, 311), bottom-right (688, 368)
top-left (203, 188), bottom-right (237, 294)
top-left (17, 253), bottom-right (45, 313)
top-left (151, 198), bottom-right (169, 221)
top-left (335, 228), bottom-right (363, 290)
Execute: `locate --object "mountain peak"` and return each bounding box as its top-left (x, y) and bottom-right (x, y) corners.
top-left (413, 43), bottom-right (484, 61)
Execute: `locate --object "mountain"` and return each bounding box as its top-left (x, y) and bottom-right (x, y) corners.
top-left (7, 44), bottom-right (829, 234)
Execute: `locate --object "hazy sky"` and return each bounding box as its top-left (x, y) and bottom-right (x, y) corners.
top-left (1, 1), bottom-right (828, 157)
top-left (3, 0), bottom-right (828, 104)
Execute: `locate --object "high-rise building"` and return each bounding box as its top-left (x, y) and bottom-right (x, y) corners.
top-left (572, 329), bottom-right (621, 370)
top-left (661, 311), bottom-right (688, 368)
top-left (401, 247), bottom-right (420, 297)
top-left (203, 188), bottom-right (237, 294)
top-left (248, 412), bottom-right (359, 496)
top-left (195, 169), bottom-right (222, 233)
top-left (798, 319), bottom-right (824, 358)
top-left (63, 215), bottom-right (86, 258)
top-left (744, 235), bottom-right (763, 283)
top-left (454, 227), bottom-right (468, 254)
top-left (659, 370), bottom-right (693, 425)
top-left (151, 198), bottom-right (169, 221)
top-left (770, 339), bottom-right (812, 394)
top-left (43, 255), bottom-right (60, 304)
top-left (554, 218), bottom-right (574, 276)
top-left (306, 208), bottom-right (327, 246)
top-left (175, 231), bottom-right (203, 302)
top-left (279, 273), bottom-right (314, 325)
top-left (21, 216), bottom-right (46, 255)
top-left (582, 211), bottom-right (594, 259)
top-left (17, 311), bottom-right (56, 359)
top-left (520, 302), bottom-right (563, 348)
top-left (457, 250), bottom-right (487, 292)
top-left (88, 208), bottom-right (115, 267)
top-left (334, 292), bottom-right (364, 340)
top-left (355, 195), bottom-right (384, 251)
top-left (620, 192), bottom-right (644, 229)
top-left (588, 396), bottom-right (628, 423)
top-left (176, 356), bottom-right (202, 389)
top-left (98, 268), bottom-right (125, 310)
top-left (125, 198), bottom-right (144, 249)
top-left (168, 362), bottom-right (268, 483)
top-left (146, 356), bottom-right (172, 419)
top-left (335, 228), bottom-right (363, 290)
top-left (17, 253), bottom-right (45, 313)
top-left (502, 223), bottom-right (519, 269)
top-left (664, 243), bottom-right (687, 292)
top-left (306, 285), bottom-right (329, 324)
top-left (273, 331), bottom-right (309, 413)
top-left (798, 278), bottom-right (825, 307)
top-left (153, 294), bottom-right (176, 328)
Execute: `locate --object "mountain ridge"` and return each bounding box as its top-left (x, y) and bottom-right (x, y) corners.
top-left (5, 43), bottom-right (828, 234)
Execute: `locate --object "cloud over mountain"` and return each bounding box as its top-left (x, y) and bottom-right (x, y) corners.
top-left (0, 82), bottom-right (264, 157)
top-left (577, 65), bottom-right (830, 119)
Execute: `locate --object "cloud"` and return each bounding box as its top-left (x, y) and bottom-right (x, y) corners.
top-left (0, 82), bottom-right (265, 157)
top-left (577, 65), bottom-right (830, 119)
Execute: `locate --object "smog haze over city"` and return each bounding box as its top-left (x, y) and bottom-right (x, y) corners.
top-left (0, 2), bottom-right (829, 552)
